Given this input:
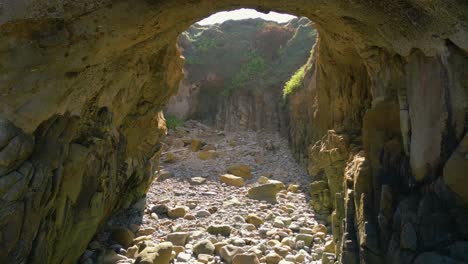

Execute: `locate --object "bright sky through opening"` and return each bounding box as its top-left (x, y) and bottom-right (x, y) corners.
top-left (197, 8), bottom-right (297, 25)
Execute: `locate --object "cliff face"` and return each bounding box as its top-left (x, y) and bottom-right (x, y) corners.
top-left (0, 0), bottom-right (467, 263)
top-left (166, 18), bottom-right (316, 131)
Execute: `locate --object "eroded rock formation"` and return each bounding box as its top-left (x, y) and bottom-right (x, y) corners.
top-left (166, 18), bottom-right (316, 131)
top-left (0, 0), bottom-right (467, 263)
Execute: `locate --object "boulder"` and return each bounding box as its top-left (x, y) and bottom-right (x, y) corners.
top-left (269, 180), bottom-right (285, 190)
top-left (198, 254), bottom-right (214, 263)
top-left (295, 234), bottom-right (314, 246)
top-left (287, 184), bottom-right (300, 193)
top-left (166, 232), bottom-right (189, 246)
top-left (265, 252), bottom-right (282, 264)
top-left (135, 242), bottom-right (174, 264)
top-left (247, 183), bottom-right (282, 203)
top-left (138, 227), bottom-right (156, 236)
top-left (312, 224), bottom-right (328, 234)
top-left (220, 174), bottom-right (244, 187)
top-left (324, 240), bottom-right (336, 253)
top-left (167, 206), bottom-right (187, 218)
top-left (195, 209), bottom-right (211, 218)
top-left (191, 139), bottom-right (203, 151)
top-left (220, 245), bottom-right (245, 264)
top-left (193, 239), bottom-right (215, 255)
top-left (214, 242), bottom-right (229, 255)
top-left (258, 176), bottom-right (270, 184)
top-left (198, 150), bottom-right (218, 160)
top-left (232, 253), bottom-right (260, 264)
top-left (152, 204), bottom-right (169, 214)
top-left (227, 164), bottom-right (252, 179)
top-left (126, 245), bottom-right (138, 258)
top-left (245, 214), bottom-right (264, 227)
top-left (156, 170), bottom-right (174, 182)
top-left (189, 177), bottom-right (207, 185)
top-left (207, 225), bottom-right (232, 237)
top-left (322, 253), bottom-right (336, 264)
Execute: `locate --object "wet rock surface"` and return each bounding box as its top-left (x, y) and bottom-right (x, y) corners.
top-left (82, 121), bottom-right (334, 263)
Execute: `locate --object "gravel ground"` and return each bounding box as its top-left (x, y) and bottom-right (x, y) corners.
top-left (82, 121), bottom-right (334, 264)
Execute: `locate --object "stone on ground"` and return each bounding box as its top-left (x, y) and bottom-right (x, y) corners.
top-left (220, 174), bottom-right (244, 186)
top-left (220, 245), bottom-right (246, 264)
top-left (189, 176), bottom-right (206, 185)
top-left (191, 139), bottom-right (203, 151)
top-left (321, 252), bottom-right (336, 264)
top-left (295, 234), bottom-right (314, 246)
top-left (232, 253), bottom-right (260, 264)
top-left (135, 242), bottom-right (173, 264)
top-left (137, 227), bottom-right (156, 236)
top-left (324, 240), bottom-right (335, 253)
top-left (167, 206), bottom-right (187, 218)
top-left (151, 204), bottom-right (168, 214)
top-left (207, 225), bottom-right (232, 237)
top-left (156, 170), bottom-right (174, 182)
top-left (176, 252), bottom-right (192, 262)
top-left (287, 184), bottom-right (300, 193)
top-left (247, 183), bottom-right (281, 203)
top-left (198, 253), bottom-right (214, 263)
top-left (227, 164), bottom-right (252, 179)
top-left (265, 252), bottom-right (282, 264)
top-left (193, 239), bottom-right (215, 255)
top-left (198, 150), bottom-right (218, 160)
top-left (258, 176), bottom-right (270, 184)
top-left (166, 232), bottom-right (189, 246)
top-left (246, 214), bottom-right (264, 227)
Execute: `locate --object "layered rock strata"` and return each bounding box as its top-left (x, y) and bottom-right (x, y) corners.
top-left (0, 0), bottom-right (466, 263)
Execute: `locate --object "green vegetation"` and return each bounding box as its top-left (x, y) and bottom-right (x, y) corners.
top-left (283, 65), bottom-right (305, 99)
top-left (165, 115), bottom-right (184, 129)
top-left (265, 24), bottom-right (316, 88)
top-left (194, 36), bottom-right (223, 52)
top-left (224, 51), bottom-right (267, 96)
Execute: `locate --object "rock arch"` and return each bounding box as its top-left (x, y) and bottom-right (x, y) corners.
top-left (0, 0), bottom-right (466, 263)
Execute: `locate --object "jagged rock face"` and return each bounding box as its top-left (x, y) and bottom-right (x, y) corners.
top-left (166, 18), bottom-right (316, 131)
top-left (285, 14), bottom-right (468, 264)
top-left (0, 0), bottom-right (467, 263)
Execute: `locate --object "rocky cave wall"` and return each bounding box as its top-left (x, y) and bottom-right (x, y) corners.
top-left (0, 0), bottom-right (467, 263)
top-left (166, 18), bottom-right (317, 132)
top-left (285, 22), bottom-right (468, 264)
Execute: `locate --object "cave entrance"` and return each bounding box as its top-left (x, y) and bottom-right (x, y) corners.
top-left (165, 8), bottom-right (316, 132)
top-left (156, 9), bottom-right (331, 264)
top-left (83, 8), bottom-right (334, 264)
top-left (4, 0), bottom-right (465, 263)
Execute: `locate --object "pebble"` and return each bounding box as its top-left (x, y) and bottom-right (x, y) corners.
top-left (81, 122), bottom-right (332, 263)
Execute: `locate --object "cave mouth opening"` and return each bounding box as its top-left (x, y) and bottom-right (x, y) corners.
top-left (3, 1), bottom-right (466, 264)
top-left (81, 9), bottom-right (332, 264)
top-left (166, 8), bottom-right (316, 131)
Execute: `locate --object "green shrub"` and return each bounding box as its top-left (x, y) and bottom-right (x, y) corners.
top-left (283, 65), bottom-right (305, 99)
top-left (224, 51), bottom-right (266, 96)
top-left (165, 115), bottom-right (184, 129)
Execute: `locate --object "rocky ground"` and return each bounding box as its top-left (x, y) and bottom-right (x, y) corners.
top-left (80, 121), bottom-right (335, 264)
